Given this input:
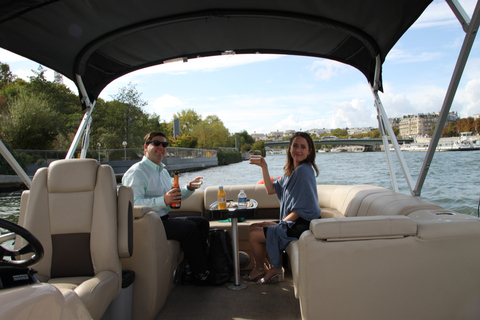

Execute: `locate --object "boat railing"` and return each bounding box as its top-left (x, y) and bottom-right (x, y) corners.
top-left (13, 147), bottom-right (218, 164)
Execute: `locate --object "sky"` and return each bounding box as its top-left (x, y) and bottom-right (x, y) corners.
top-left (1, 0), bottom-right (479, 135)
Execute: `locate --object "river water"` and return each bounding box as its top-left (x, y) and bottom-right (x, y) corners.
top-left (1, 151), bottom-right (479, 224)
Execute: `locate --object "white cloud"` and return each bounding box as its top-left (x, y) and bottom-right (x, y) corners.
top-left (414, 2), bottom-right (457, 29)
top-left (410, 0), bottom-right (478, 30)
top-left (413, 0), bottom-right (477, 29)
top-left (386, 48), bottom-right (443, 64)
top-left (457, 78), bottom-right (480, 116)
top-left (149, 94), bottom-right (184, 121)
top-left (308, 60), bottom-right (350, 80)
top-left (131, 54), bottom-right (282, 76)
top-left (0, 49), bottom-right (27, 63)
top-left (328, 99), bottom-right (376, 128)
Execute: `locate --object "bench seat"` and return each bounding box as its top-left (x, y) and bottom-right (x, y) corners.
top-left (114, 183), bottom-right (480, 320)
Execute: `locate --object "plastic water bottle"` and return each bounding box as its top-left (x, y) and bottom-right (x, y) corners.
top-left (237, 189), bottom-right (247, 209)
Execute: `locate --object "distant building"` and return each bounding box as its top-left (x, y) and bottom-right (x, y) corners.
top-left (267, 131), bottom-right (284, 141)
top-left (399, 113), bottom-right (437, 138)
top-left (251, 133), bottom-right (268, 141)
top-left (347, 127), bottom-right (375, 135)
top-left (388, 118), bottom-right (401, 131)
top-left (445, 111), bottom-right (459, 123)
top-left (398, 112), bottom-right (458, 138)
top-left (308, 128), bottom-right (332, 136)
top-left (284, 130), bottom-right (295, 138)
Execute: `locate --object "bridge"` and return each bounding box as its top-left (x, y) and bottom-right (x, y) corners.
top-left (266, 138), bottom-right (413, 149)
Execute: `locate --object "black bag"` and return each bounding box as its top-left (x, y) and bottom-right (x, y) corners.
top-left (207, 228), bottom-right (234, 278)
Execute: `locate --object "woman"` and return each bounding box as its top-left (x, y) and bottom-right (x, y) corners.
top-left (246, 132), bottom-right (321, 284)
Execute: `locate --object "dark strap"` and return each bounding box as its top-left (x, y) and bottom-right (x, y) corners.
top-left (218, 230), bottom-right (234, 266)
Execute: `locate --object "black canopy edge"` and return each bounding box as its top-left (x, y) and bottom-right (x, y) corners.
top-left (75, 9), bottom-right (383, 104)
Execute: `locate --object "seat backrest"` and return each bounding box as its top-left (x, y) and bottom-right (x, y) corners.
top-left (22, 159), bottom-right (122, 282)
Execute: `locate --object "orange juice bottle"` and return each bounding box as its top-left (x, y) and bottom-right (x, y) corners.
top-left (217, 186), bottom-right (227, 210)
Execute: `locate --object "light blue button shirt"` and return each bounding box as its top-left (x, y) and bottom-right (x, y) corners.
top-left (122, 156), bottom-right (194, 217)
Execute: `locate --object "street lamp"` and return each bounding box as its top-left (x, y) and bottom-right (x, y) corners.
top-left (97, 143), bottom-right (101, 162)
top-left (122, 141), bottom-right (127, 160)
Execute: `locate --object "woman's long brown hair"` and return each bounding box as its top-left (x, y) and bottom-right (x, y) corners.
top-left (283, 132), bottom-right (319, 177)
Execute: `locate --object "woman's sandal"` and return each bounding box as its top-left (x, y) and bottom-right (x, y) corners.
top-left (243, 267), bottom-right (266, 281)
top-left (257, 268), bottom-right (284, 284)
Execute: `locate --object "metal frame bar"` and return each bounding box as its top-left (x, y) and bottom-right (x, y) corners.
top-left (371, 55), bottom-right (416, 196)
top-left (80, 115), bottom-right (93, 159)
top-left (447, 0), bottom-right (472, 32)
top-left (0, 140), bottom-right (32, 189)
top-left (414, 0), bottom-right (480, 196)
top-left (377, 113), bottom-right (399, 192)
top-left (66, 75), bottom-right (96, 159)
top-left (371, 86), bottom-right (416, 195)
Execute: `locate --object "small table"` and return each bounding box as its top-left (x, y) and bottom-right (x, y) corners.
top-left (209, 200), bottom-right (257, 290)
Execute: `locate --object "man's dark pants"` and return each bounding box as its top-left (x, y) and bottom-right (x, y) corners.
top-left (162, 215), bottom-right (210, 275)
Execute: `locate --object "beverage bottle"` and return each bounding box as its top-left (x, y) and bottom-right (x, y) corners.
top-left (237, 189), bottom-right (247, 209)
top-left (217, 186), bottom-right (227, 210)
top-left (170, 171), bottom-right (181, 209)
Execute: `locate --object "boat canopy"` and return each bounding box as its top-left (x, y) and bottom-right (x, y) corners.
top-left (1, 0), bottom-right (432, 106)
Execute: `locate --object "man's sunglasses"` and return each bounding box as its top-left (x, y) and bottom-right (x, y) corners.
top-left (147, 140), bottom-right (169, 148)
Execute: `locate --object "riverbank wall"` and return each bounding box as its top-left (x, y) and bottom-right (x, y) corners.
top-left (0, 156), bottom-right (219, 190)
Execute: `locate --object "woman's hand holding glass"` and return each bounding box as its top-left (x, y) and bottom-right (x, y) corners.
top-left (249, 155), bottom-right (264, 166)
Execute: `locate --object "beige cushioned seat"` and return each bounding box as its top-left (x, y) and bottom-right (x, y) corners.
top-left (121, 206), bottom-right (183, 320)
top-left (19, 159), bottom-right (133, 320)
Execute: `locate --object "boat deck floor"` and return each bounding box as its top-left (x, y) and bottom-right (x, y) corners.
top-left (155, 269), bottom-right (301, 319)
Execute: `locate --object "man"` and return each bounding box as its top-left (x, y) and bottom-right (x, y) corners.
top-left (122, 131), bottom-right (222, 286)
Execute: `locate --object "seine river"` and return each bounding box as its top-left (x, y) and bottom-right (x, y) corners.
top-left (1, 150), bottom-right (479, 224)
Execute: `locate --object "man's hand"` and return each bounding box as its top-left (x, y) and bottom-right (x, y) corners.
top-left (188, 176), bottom-right (203, 190)
top-left (165, 188), bottom-right (182, 205)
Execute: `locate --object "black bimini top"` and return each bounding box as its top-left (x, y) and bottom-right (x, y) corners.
top-left (0, 0), bottom-right (432, 107)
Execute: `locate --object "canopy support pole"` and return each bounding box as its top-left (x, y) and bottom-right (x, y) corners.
top-left (371, 55), bottom-right (415, 196)
top-left (414, 0), bottom-right (480, 196)
top-left (66, 75), bottom-right (96, 159)
top-left (0, 140), bottom-right (31, 189)
top-left (377, 109), bottom-right (398, 192)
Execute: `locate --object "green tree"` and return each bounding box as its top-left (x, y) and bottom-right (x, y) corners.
top-left (204, 115), bottom-right (230, 148)
top-left (442, 121), bottom-right (457, 137)
top-left (25, 64), bottom-right (82, 147)
top-left (457, 117), bottom-right (475, 133)
top-left (474, 118), bottom-right (480, 134)
top-left (0, 90), bottom-right (59, 149)
top-left (368, 129), bottom-right (381, 138)
top-left (171, 134), bottom-right (198, 148)
top-left (173, 109), bottom-right (202, 136)
top-left (0, 62), bottom-right (16, 90)
top-left (331, 128), bottom-right (348, 138)
top-left (110, 82), bottom-right (148, 144)
top-left (193, 115), bottom-right (230, 148)
top-left (251, 140), bottom-right (266, 156)
top-left (90, 98), bottom-right (160, 150)
top-left (229, 130), bottom-right (255, 150)
top-left (89, 99), bottom-right (123, 149)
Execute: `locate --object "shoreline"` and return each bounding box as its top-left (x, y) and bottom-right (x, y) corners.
top-left (0, 175), bottom-right (28, 191)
